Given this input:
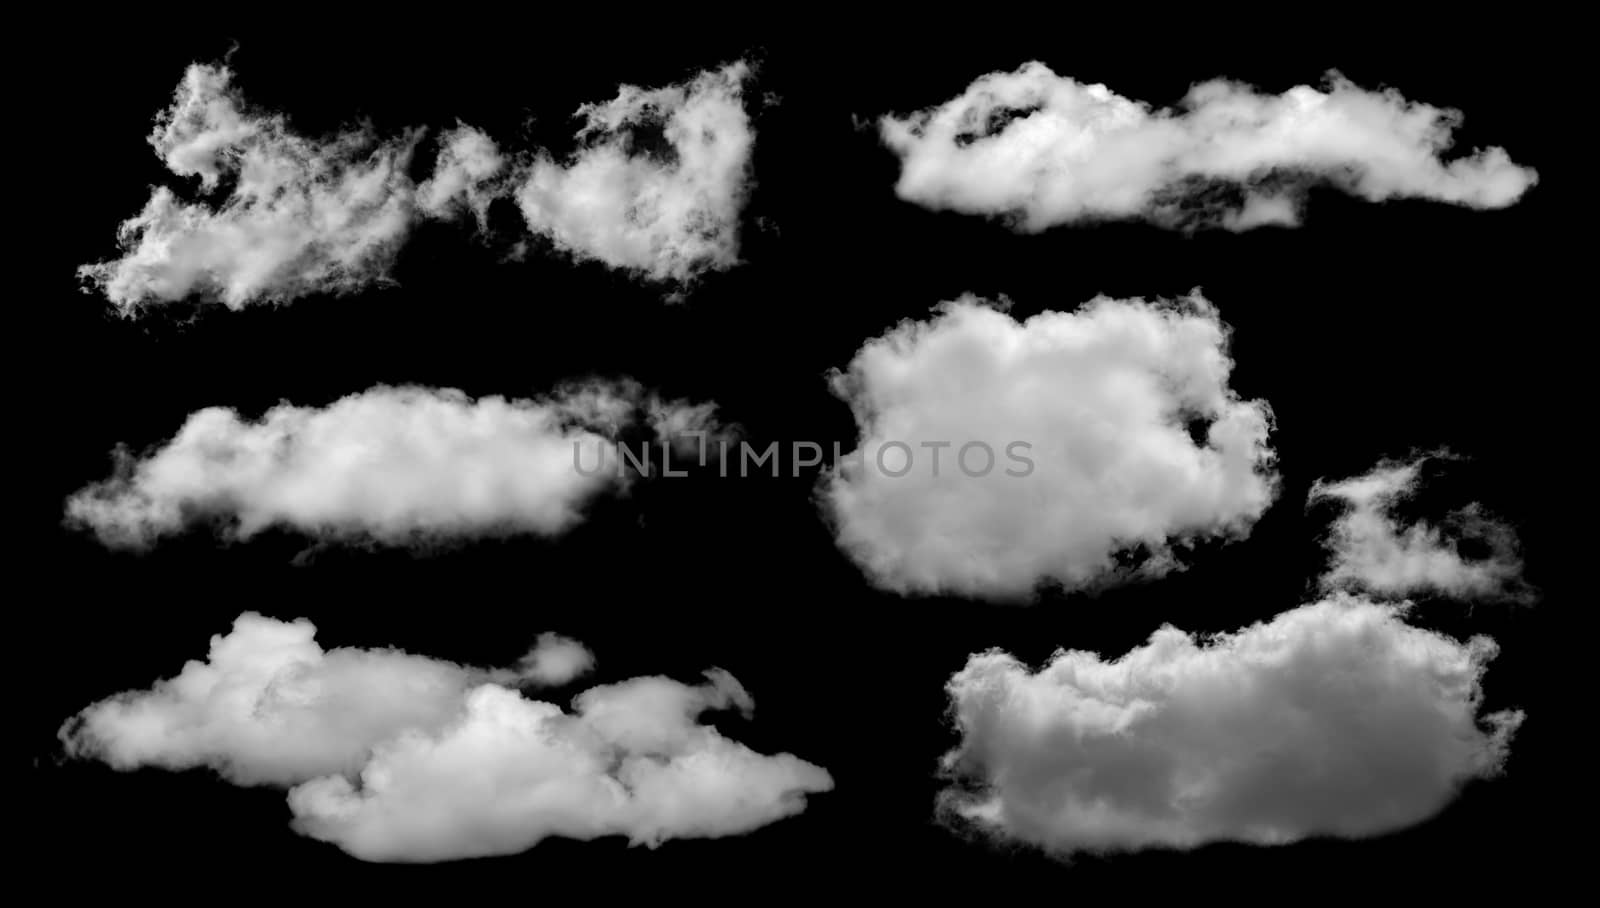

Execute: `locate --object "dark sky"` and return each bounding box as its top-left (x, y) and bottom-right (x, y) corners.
top-left (26, 26), bottom-right (1567, 898)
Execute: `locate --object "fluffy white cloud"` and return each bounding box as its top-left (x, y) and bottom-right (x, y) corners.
top-left (62, 614), bottom-right (832, 862)
top-left (517, 62), bottom-right (752, 284)
top-left (62, 613), bottom-right (492, 785)
top-left (66, 381), bottom-right (721, 548)
top-left (417, 124), bottom-right (506, 228)
top-left (1311, 456), bottom-right (1529, 601)
top-left (290, 669), bottom-right (832, 861)
top-left (880, 62), bottom-right (1537, 231)
top-left (79, 64), bottom-right (423, 311)
top-left (514, 633), bottom-right (595, 685)
top-left (823, 292), bottom-right (1277, 598)
top-left (942, 595), bottom-right (1522, 853)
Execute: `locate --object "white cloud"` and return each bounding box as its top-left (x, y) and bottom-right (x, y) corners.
top-left (880, 62), bottom-right (1537, 231)
top-left (290, 669), bottom-right (832, 861)
top-left (417, 124), bottom-right (506, 228)
top-left (66, 381), bottom-right (721, 548)
top-left (822, 292), bottom-right (1277, 598)
top-left (82, 60), bottom-right (760, 309)
top-left (516, 61), bottom-right (753, 284)
top-left (79, 64), bottom-right (422, 311)
top-left (60, 613), bottom-right (489, 785)
top-left (514, 633), bottom-right (595, 685)
top-left (942, 595), bottom-right (1522, 853)
top-left (63, 614), bottom-right (832, 862)
top-left (1311, 456), bottom-right (1530, 601)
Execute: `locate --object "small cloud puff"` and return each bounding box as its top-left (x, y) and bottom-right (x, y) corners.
top-left (515, 633), bottom-right (596, 685)
top-left (1310, 454), bottom-right (1532, 602)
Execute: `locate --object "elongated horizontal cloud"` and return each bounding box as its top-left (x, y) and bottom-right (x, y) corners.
top-left (81, 60), bottom-right (754, 311)
top-left (1311, 456), bottom-right (1530, 601)
top-left (62, 614), bottom-right (832, 862)
top-left (822, 292), bottom-right (1277, 598)
top-left (66, 381), bottom-right (724, 548)
top-left (942, 595), bottom-right (1521, 853)
top-left (517, 61), bottom-right (753, 284)
top-left (881, 62), bottom-right (1537, 231)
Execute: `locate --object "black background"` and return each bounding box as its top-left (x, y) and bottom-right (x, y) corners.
top-left (27, 26), bottom-right (1567, 898)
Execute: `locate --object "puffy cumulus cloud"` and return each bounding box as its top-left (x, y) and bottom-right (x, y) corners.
top-left (417, 124), bottom-right (506, 228)
top-left (78, 63), bottom-right (425, 312)
top-left (290, 668), bottom-right (832, 861)
top-left (65, 381), bottom-right (723, 549)
top-left (822, 292), bottom-right (1277, 598)
top-left (517, 61), bottom-right (753, 284)
top-left (880, 62), bottom-right (1536, 231)
top-left (1311, 456), bottom-right (1530, 602)
top-left (63, 615), bottom-right (831, 862)
top-left (941, 595), bottom-right (1522, 853)
top-left (61, 613), bottom-right (495, 785)
top-left (514, 633), bottom-right (596, 685)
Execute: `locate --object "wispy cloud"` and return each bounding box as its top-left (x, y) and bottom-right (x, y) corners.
top-left (1310, 454), bottom-right (1532, 602)
top-left (79, 64), bottom-right (422, 311)
top-left (81, 59), bottom-right (755, 312)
